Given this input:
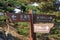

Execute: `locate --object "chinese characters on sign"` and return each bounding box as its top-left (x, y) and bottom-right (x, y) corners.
top-left (6, 13), bottom-right (31, 22)
top-left (19, 14), bottom-right (30, 21)
top-left (11, 15), bottom-right (16, 20)
top-left (33, 14), bottom-right (55, 23)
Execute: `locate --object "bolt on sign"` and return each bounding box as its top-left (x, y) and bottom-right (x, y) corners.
top-left (34, 23), bottom-right (54, 33)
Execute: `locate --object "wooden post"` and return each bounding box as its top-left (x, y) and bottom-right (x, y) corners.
top-left (29, 9), bottom-right (33, 40)
top-left (29, 9), bottom-right (36, 40)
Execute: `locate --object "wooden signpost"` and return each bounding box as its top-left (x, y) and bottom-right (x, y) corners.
top-left (6, 12), bottom-right (35, 40)
top-left (6, 11), bottom-right (56, 40)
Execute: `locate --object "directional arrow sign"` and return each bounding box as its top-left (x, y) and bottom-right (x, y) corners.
top-left (34, 23), bottom-right (54, 33)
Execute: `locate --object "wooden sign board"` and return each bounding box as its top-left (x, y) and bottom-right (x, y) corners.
top-left (33, 14), bottom-right (56, 23)
top-left (34, 23), bottom-right (54, 33)
top-left (6, 13), bottom-right (31, 22)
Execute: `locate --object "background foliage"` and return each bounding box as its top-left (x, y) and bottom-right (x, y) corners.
top-left (0, 0), bottom-right (60, 39)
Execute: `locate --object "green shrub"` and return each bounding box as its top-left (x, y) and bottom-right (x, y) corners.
top-left (0, 16), bottom-right (8, 26)
top-left (16, 22), bottom-right (30, 37)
